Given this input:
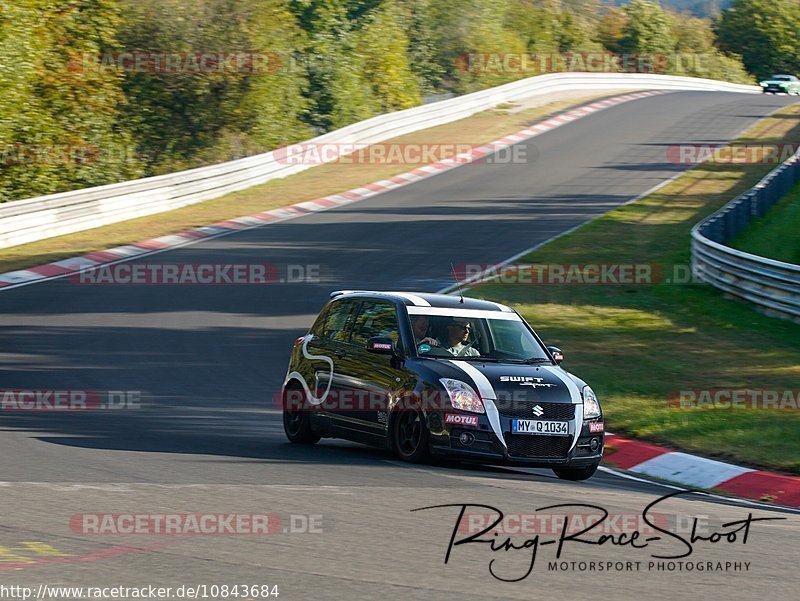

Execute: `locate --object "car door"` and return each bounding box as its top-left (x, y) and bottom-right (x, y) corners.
top-left (307, 298), bottom-right (360, 414)
top-left (334, 299), bottom-right (406, 439)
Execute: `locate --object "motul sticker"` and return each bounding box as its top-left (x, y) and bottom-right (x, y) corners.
top-left (588, 421), bottom-right (604, 433)
top-left (445, 413), bottom-right (479, 427)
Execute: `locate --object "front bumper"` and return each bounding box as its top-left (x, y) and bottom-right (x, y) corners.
top-left (428, 409), bottom-right (604, 467)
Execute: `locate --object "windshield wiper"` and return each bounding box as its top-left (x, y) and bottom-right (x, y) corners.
top-left (455, 356), bottom-right (500, 362)
top-left (504, 357), bottom-right (552, 364)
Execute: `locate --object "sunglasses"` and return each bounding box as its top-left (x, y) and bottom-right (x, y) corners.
top-left (449, 323), bottom-right (471, 330)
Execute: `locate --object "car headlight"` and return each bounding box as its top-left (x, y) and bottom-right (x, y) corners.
top-left (440, 379), bottom-right (485, 414)
top-left (582, 386), bottom-right (601, 419)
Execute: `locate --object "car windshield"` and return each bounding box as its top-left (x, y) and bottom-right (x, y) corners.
top-left (407, 310), bottom-right (551, 362)
top-left (772, 75), bottom-right (791, 81)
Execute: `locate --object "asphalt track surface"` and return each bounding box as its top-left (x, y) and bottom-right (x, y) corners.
top-left (0, 92), bottom-right (798, 600)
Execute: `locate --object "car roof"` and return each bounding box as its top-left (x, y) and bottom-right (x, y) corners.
top-left (329, 290), bottom-right (515, 312)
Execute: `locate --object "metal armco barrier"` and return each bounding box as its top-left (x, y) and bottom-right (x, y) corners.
top-left (691, 150), bottom-right (800, 322)
top-left (0, 73), bottom-right (759, 249)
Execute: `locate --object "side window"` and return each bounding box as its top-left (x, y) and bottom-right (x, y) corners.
top-left (317, 300), bottom-right (358, 342)
top-left (350, 301), bottom-right (400, 348)
top-left (488, 319), bottom-right (537, 356)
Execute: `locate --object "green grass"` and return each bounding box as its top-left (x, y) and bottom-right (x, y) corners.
top-left (474, 103), bottom-right (800, 474)
top-left (729, 181), bottom-right (800, 263)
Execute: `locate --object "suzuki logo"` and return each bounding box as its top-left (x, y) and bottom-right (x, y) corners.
top-left (532, 405), bottom-right (544, 417)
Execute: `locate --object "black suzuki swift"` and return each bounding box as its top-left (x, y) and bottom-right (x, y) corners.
top-left (281, 291), bottom-right (604, 480)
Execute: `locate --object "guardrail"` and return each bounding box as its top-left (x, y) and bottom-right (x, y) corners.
top-left (691, 150), bottom-right (800, 323)
top-left (0, 73), bottom-right (759, 249)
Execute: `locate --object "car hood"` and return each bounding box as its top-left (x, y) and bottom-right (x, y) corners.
top-left (416, 359), bottom-right (585, 405)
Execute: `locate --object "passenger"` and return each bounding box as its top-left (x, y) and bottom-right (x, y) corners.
top-left (443, 318), bottom-right (480, 357)
top-left (411, 315), bottom-right (439, 347)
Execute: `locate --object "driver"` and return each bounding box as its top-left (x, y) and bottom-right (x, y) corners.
top-left (443, 318), bottom-right (480, 357)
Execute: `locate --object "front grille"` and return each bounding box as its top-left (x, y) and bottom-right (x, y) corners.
top-left (504, 434), bottom-right (572, 458)
top-left (494, 400), bottom-right (575, 419)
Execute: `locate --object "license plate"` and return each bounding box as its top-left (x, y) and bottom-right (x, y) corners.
top-left (512, 419), bottom-right (569, 436)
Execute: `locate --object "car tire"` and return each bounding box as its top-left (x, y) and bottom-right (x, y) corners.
top-left (392, 409), bottom-right (430, 463)
top-left (552, 462), bottom-right (599, 481)
top-left (282, 382), bottom-right (320, 444)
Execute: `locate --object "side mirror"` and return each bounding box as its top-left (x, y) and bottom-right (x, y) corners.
top-left (547, 345), bottom-right (564, 364)
top-left (366, 336), bottom-right (396, 355)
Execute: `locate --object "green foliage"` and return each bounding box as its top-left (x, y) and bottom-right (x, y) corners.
top-left (117, 0), bottom-right (310, 173)
top-left (0, 0), bottom-right (778, 202)
top-left (0, 0), bottom-right (140, 202)
top-left (673, 13), bottom-right (716, 53)
top-left (505, 0), bottom-right (561, 52)
top-left (619, 0), bottom-right (677, 55)
top-left (428, 0), bottom-right (528, 93)
top-left (596, 6), bottom-right (629, 54)
top-left (399, 0), bottom-right (446, 96)
top-left (669, 10), bottom-right (753, 84)
top-left (291, 0), bottom-right (375, 130)
top-left (730, 182), bottom-right (800, 264)
top-left (355, 4), bottom-right (421, 112)
top-left (557, 10), bottom-right (604, 53)
top-left (716, 0), bottom-right (800, 80)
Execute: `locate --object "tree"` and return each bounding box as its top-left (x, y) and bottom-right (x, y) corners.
top-left (557, 10), bottom-right (604, 53)
top-left (117, 0), bottom-right (310, 172)
top-left (291, 0), bottom-right (377, 130)
top-left (399, 0), bottom-right (445, 96)
top-left (596, 6), bottom-right (629, 54)
top-left (618, 0), bottom-right (677, 55)
top-left (0, 0), bottom-right (139, 202)
top-left (355, 4), bottom-right (420, 113)
top-left (429, 0), bottom-right (527, 93)
top-left (230, 1), bottom-right (312, 153)
top-left (672, 13), bottom-right (716, 53)
top-left (716, 0), bottom-right (800, 80)
top-left (667, 9), bottom-right (753, 84)
top-left (504, 0), bottom-right (560, 52)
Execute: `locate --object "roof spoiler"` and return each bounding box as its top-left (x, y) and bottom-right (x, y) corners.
top-left (329, 289), bottom-right (372, 299)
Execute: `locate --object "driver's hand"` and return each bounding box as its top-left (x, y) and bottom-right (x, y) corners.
top-left (420, 337), bottom-right (439, 346)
